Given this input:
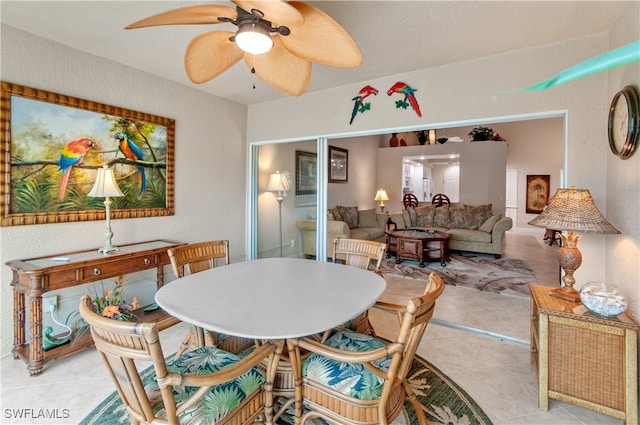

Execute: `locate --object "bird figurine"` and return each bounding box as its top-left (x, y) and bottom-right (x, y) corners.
top-left (115, 132), bottom-right (146, 193)
top-left (58, 138), bottom-right (96, 201)
top-left (387, 82), bottom-right (422, 117)
top-left (350, 85), bottom-right (379, 125)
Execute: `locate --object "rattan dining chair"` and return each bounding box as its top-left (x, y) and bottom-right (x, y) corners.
top-left (168, 240), bottom-right (253, 357)
top-left (332, 238), bottom-right (387, 334)
top-left (78, 295), bottom-right (279, 425)
top-left (332, 238), bottom-right (387, 275)
top-left (290, 272), bottom-right (444, 425)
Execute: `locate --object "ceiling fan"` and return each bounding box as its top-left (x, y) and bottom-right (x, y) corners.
top-left (126, 0), bottom-right (363, 96)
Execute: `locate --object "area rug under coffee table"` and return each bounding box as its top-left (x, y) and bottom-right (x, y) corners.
top-left (380, 254), bottom-right (536, 298)
top-left (80, 352), bottom-right (492, 425)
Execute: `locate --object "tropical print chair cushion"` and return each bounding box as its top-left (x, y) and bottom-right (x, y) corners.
top-left (302, 330), bottom-right (390, 400)
top-left (144, 346), bottom-right (264, 423)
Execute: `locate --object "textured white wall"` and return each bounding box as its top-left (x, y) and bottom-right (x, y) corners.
top-left (248, 31), bottom-right (639, 321)
top-left (605, 2), bottom-right (640, 321)
top-left (0, 26), bottom-right (248, 355)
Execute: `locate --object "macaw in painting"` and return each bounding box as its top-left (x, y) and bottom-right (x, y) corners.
top-left (58, 138), bottom-right (95, 201)
top-left (115, 132), bottom-right (146, 193)
top-left (350, 85), bottom-right (379, 124)
top-left (387, 82), bottom-right (422, 117)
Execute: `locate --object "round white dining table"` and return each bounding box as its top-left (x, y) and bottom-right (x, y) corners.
top-left (155, 257), bottom-right (386, 340)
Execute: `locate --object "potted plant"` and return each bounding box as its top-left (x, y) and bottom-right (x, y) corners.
top-left (468, 126), bottom-right (494, 141)
top-left (468, 127), bottom-right (506, 141)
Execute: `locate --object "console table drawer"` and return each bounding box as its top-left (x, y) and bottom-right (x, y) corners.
top-left (81, 254), bottom-right (162, 280)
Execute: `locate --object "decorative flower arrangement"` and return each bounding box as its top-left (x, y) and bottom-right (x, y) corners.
top-left (92, 284), bottom-right (139, 321)
top-left (68, 277), bottom-right (138, 343)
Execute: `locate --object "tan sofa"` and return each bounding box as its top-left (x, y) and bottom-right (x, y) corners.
top-left (388, 204), bottom-right (512, 258)
top-left (297, 204), bottom-right (512, 258)
top-left (297, 208), bottom-right (388, 258)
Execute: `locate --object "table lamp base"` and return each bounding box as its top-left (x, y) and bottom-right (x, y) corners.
top-left (548, 287), bottom-right (581, 302)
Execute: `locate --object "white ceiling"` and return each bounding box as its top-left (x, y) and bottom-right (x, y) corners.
top-left (0, 1), bottom-right (629, 105)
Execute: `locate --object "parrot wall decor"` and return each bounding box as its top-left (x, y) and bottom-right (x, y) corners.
top-left (115, 132), bottom-right (146, 194)
top-left (58, 138), bottom-right (96, 201)
top-left (387, 82), bottom-right (422, 117)
top-left (349, 85), bottom-right (379, 125)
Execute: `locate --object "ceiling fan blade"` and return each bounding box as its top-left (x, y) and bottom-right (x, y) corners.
top-left (185, 31), bottom-right (244, 84)
top-left (246, 37), bottom-right (311, 96)
top-left (232, 0), bottom-right (304, 26)
top-left (280, 1), bottom-right (362, 68)
top-left (125, 5), bottom-right (236, 29)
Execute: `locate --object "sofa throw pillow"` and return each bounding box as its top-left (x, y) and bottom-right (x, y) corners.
top-left (401, 210), bottom-right (411, 228)
top-left (479, 213), bottom-right (503, 233)
top-left (406, 207), bottom-right (417, 227)
top-left (414, 206), bottom-right (435, 227)
top-left (338, 206), bottom-right (359, 229)
top-left (331, 206), bottom-right (343, 222)
top-left (464, 204), bottom-right (493, 230)
top-left (358, 208), bottom-right (378, 228)
top-left (433, 205), bottom-right (450, 228)
top-left (449, 206), bottom-right (465, 229)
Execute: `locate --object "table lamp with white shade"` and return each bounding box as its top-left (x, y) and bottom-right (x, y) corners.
top-left (88, 165), bottom-right (124, 254)
top-left (528, 186), bottom-right (620, 301)
top-left (374, 188), bottom-right (389, 213)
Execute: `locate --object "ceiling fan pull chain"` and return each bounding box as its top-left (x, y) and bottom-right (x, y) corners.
top-left (251, 55), bottom-right (257, 89)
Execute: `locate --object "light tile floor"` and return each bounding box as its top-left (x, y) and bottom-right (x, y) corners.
top-left (0, 232), bottom-right (625, 425)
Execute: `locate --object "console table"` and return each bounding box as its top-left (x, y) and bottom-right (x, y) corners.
top-left (529, 284), bottom-right (638, 423)
top-left (6, 239), bottom-right (184, 375)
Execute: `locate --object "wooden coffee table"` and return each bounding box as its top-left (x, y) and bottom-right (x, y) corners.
top-left (385, 228), bottom-right (450, 267)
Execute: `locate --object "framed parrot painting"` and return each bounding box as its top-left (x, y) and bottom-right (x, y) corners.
top-left (0, 81), bottom-right (175, 226)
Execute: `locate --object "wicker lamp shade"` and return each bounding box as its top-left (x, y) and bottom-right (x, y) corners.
top-left (528, 187), bottom-right (620, 302)
top-left (528, 187), bottom-right (620, 234)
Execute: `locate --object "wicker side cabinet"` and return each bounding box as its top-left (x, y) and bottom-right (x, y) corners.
top-left (530, 284), bottom-right (638, 423)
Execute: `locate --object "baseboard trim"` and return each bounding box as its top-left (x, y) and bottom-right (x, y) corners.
top-left (431, 318), bottom-right (529, 347)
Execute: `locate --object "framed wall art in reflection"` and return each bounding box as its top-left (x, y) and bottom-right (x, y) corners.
top-left (295, 150), bottom-right (317, 206)
top-left (0, 81), bottom-right (175, 226)
top-left (329, 146), bottom-right (348, 183)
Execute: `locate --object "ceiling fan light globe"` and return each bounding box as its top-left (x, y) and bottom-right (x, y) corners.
top-left (235, 23), bottom-right (273, 54)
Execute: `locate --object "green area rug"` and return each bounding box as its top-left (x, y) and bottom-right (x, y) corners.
top-left (80, 353), bottom-right (492, 425)
top-left (381, 254), bottom-right (535, 298)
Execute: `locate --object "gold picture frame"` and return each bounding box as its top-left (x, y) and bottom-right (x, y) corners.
top-left (0, 81), bottom-right (175, 226)
top-left (526, 174), bottom-right (550, 214)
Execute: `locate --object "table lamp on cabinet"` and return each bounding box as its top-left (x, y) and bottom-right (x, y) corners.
top-left (88, 165), bottom-right (124, 254)
top-left (528, 186), bottom-right (620, 301)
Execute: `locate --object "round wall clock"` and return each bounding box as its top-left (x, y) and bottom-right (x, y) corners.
top-left (608, 85), bottom-right (639, 160)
